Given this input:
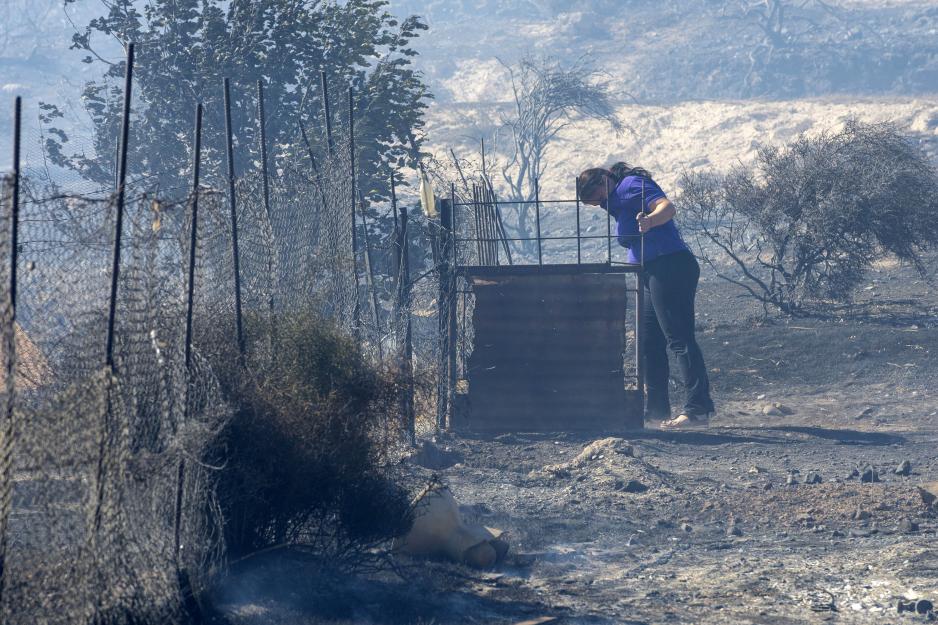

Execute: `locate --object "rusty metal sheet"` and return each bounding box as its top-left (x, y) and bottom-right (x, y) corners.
top-left (458, 271), bottom-right (643, 432)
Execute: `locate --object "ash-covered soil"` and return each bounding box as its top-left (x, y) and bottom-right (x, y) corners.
top-left (420, 424), bottom-right (938, 625)
top-left (213, 259), bottom-right (938, 625)
top-left (214, 420), bottom-right (938, 625)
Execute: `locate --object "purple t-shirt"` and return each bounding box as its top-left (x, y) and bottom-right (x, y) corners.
top-left (606, 175), bottom-right (688, 264)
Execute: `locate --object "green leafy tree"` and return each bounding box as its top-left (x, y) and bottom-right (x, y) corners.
top-left (46, 0), bottom-right (431, 199)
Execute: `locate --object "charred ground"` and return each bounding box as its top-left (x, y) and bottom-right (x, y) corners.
top-left (211, 255), bottom-right (938, 624)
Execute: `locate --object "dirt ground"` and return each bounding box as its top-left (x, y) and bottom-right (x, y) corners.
top-left (212, 259), bottom-right (938, 625)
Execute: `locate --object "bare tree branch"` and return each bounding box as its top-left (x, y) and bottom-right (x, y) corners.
top-left (680, 121), bottom-right (938, 315)
top-left (491, 54), bottom-right (625, 256)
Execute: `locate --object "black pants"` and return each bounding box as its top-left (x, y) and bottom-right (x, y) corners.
top-left (641, 250), bottom-right (714, 418)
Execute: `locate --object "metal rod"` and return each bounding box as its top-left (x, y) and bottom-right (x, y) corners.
top-left (446, 204), bottom-right (458, 431)
top-left (184, 102), bottom-right (202, 370)
top-left (349, 87), bottom-right (361, 338)
top-left (481, 185), bottom-right (498, 265)
top-left (114, 130), bottom-right (120, 191)
top-left (480, 137), bottom-right (487, 184)
top-left (487, 185), bottom-right (498, 264)
top-left (479, 184), bottom-right (490, 265)
top-left (358, 192), bottom-right (382, 360)
top-left (456, 233), bottom-right (641, 244)
top-left (390, 172), bottom-right (399, 237)
top-left (534, 177), bottom-right (543, 265)
top-left (257, 80), bottom-right (271, 220)
top-left (574, 176), bottom-right (583, 265)
top-left (472, 185), bottom-right (483, 263)
top-left (0, 94), bottom-right (23, 608)
top-left (636, 175), bottom-right (647, 424)
top-left (486, 184), bottom-right (499, 264)
top-left (257, 81), bottom-right (275, 316)
top-left (635, 272), bottom-right (645, 424)
top-left (393, 204), bottom-right (404, 302)
top-left (11, 97), bottom-right (20, 313)
top-left (483, 184), bottom-right (494, 264)
top-left (299, 120), bottom-right (328, 208)
top-left (449, 147), bottom-right (470, 191)
top-left (457, 263), bottom-right (641, 277)
top-left (299, 122), bottom-right (318, 171)
top-left (105, 42), bottom-right (134, 371)
top-left (173, 460), bottom-right (186, 565)
top-left (438, 199), bottom-right (455, 431)
top-left (452, 198), bottom-right (590, 206)
top-left (390, 172), bottom-right (401, 298)
top-left (321, 70), bottom-right (333, 154)
top-left (397, 206), bottom-right (415, 444)
top-left (176, 100), bottom-right (202, 575)
top-left (223, 78), bottom-right (246, 364)
top-left (605, 176), bottom-right (612, 265)
top-left (640, 175), bottom-right (646, 267)
top-left (95, 41), bottom-right (134, 542)
top-left (481, 182), bottom-right (512, 264)
top-left (450, 182), bottom-right (457, 267)
top-left (459, 272), bottom-right (467, 384)
top-left (493, 204), bottom-right (513, 264)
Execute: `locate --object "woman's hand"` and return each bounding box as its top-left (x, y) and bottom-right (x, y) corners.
top-left (636, 198), bottom-right (676, 233)
top-left (636, 212), bottom-right (654, 233)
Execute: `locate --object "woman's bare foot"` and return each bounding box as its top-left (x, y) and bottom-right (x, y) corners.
top-left (660, 413), bottom-right (710, 430)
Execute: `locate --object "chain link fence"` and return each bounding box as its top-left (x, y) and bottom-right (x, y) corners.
top-left (0, 75), bottom-right (446, 622)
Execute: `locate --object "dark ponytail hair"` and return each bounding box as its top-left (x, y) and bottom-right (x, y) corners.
top-left (609, 162), bottom-right (653, 183)
top-left (579, 162), bottom-right (655, 201)
top-left (577, 167), bottom-right (611, 201)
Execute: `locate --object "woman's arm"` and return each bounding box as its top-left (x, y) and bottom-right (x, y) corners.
top-left (635, 197), bottom-right (675, 234)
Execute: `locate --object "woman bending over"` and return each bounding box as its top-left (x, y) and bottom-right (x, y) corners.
top-left (578, 163), bottom-right (715, 429)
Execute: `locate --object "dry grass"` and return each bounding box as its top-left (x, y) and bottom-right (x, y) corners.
top-left (206, 311), bottom-right (413, 566)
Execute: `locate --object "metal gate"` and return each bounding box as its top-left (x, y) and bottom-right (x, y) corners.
top-left (439, 182), bottom-right (645, 432)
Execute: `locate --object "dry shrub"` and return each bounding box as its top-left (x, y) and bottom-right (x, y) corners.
top-left (209, 311), bottom-right (412, 564)
top-left (680, 120), bottom-right (938, 314)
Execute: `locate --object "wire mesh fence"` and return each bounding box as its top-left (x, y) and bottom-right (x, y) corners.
top-left (0, 73), bottom-right (446, 622)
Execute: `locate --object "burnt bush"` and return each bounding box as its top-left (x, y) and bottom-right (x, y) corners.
top-left (679, 120), bottom-right (938, 315)
top-left (208, 311), bottom-right (412, 564)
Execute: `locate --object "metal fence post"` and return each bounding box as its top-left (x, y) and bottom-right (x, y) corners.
top-left (391, 172), bottom-right (399, 236)
top-left (175, 100), bottom-right (204, 622)
top-left (223, 78), bottom-right (246, 365)
top-left (177, 101), bottom-right (202, 563)
top-left (321, 71), bottom-right (334, 155)
top-left (437, 199), bottom-right (456, 431)
top-left (358, 192), bottom-right (382, 360)
top-left (575, 176), bottom-right (582, 264)
top-left (0, 94), bottom-right (23, 608)
top-left (96, 41), bottom-right (134, 541)
top-left (105, 43), bottom-right (135, 371)
top-left (471, 184), bottom-right (482, 263)
top-left (349, 87), bottom-right (361, 338)
top-left (299, 120), bottom-right (328, 208)
top-left (184, 103), bottom-right (202, 373)
top-left (605, 175), bottom-right (613, 264)
top-left (480, 184), bottom-right (491, 265)
top-left (636, 271), bottom-right (645, 421)
top-left (534, 176), bottom-right (543, 265)
top-left (10, 98), bottom-right (19, 316)
top-left (256, 80), bottom-right (276, 317)
top-left (257, 81), bottom-right (271, 221)
top-left (396, 205), bottom-right (415, 444)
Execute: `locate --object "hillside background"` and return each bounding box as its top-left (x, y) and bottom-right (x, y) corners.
top-left (393, 0), bottom-right (938, 197)
top-left (1, 0), bottom-right (937, 195)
